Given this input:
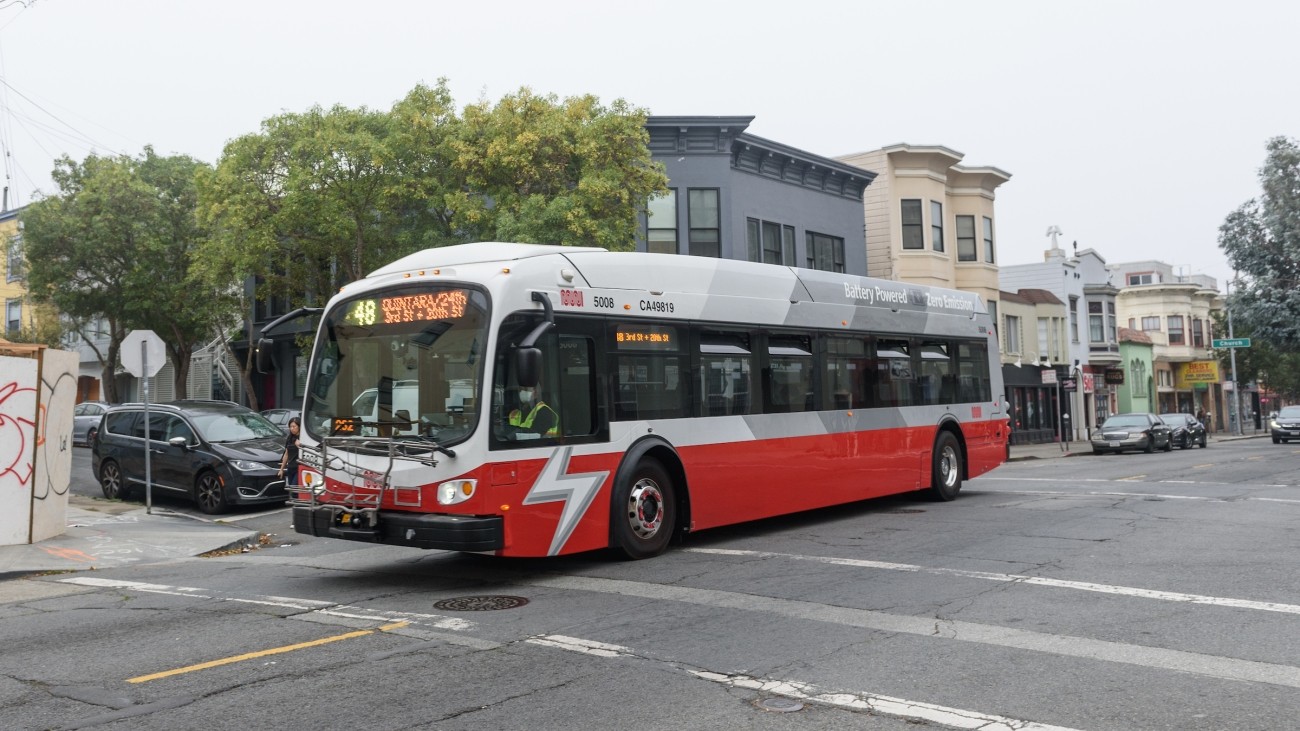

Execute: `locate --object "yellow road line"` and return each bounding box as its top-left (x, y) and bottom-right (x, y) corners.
top-left (128, 621), bottom-right (408, 684)
top-left (1117, 475), bottom-right (1146, 481)
top-left (1193, 464), bottom-right (1214, 469)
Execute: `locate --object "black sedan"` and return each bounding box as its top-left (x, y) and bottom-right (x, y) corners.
top-left (1160, 413), bottom-right (1207, 449)
top-left (1091, 413), bottom-right (1173, 454)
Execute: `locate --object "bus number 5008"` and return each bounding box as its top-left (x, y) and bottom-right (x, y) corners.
top-left (593, 296), bottom-right (615, 309)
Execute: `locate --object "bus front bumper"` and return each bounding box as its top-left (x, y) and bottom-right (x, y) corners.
top-left (292, 506), bottom-right (504, 552)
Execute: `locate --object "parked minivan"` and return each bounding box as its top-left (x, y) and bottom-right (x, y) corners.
top-left (92, 400), bottom-right (289, 514)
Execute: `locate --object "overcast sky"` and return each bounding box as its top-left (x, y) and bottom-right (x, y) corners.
top-left (1, 0), bottom-right (1295, 288)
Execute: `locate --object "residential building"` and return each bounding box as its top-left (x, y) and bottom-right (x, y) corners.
top-left (1109, 260), bottom-right (1226, 429)
top-left (1116, 327), bottom-right (1155, 414)
top-left (1077, 249), bottom-right (1123, 429)
top-left (835, 144), bottom-right (1010, 318)
top-left (641, 116), bottom-right (873, 275)
top-left (999, 288), bottom-right (1068, 444)
top-left (1, 207), bottom-right (29, 340)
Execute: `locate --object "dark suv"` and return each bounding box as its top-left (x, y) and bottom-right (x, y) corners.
top-left (92, 400), bottom-right (288, 514)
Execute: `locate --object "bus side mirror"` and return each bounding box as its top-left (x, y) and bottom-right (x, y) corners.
top-left (515, 347), bottom-right (542, 388)
top-left (256, 338), bottom-right (275, 374)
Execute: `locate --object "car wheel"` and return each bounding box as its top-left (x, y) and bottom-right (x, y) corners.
top-left (1179, 434), bottom-right (1189, 449)
top-left (1199, 435), bottom-right (1208, 448)
top-left (1163, 436), bottom-right (1173, 452)
top-left (99, 460), bottom-right (127, 500)
top-left (195, 471), bottom-right (229, 515)
top-left (928, 431), bottom-right (963, 501)
top-left (1274, 436), bottom-right (1281, 444)
top-left (612, 459), bottom-right (676, 560)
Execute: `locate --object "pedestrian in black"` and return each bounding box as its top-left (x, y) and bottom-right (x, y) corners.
top-left (278, 416), bottom-right (301, 486)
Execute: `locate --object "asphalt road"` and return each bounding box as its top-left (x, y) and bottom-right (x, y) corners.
top-left (11, 439), bottom-right (1300, 730)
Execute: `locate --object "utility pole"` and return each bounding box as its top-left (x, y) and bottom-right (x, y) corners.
top-left (1227, 276), bottom-right (1242, 436)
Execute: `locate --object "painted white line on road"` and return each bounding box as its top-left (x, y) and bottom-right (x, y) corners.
top-left (687, 548), bottom-right (1300, 617)
top-left (693, 671), bottom-right (1085, 731)
top-left (526, 634), bottom-right (634, 658)
top-left (525, 574), bottom-right (1300, 690)
top-left (56, 577), bottom-right (475, 631)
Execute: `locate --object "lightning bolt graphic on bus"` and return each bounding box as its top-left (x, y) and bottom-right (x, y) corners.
top-left (521, 447), bottom-right (609, 556)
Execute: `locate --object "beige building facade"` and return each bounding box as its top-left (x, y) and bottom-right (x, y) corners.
top-left (836, 144), bottom-right (1010, 316)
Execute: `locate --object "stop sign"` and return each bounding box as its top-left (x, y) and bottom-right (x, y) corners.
top-left (121, 330), bottom-right (166, 378)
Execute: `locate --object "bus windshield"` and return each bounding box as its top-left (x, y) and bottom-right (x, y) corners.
top-left (304, 284), bottom-right (489, 445)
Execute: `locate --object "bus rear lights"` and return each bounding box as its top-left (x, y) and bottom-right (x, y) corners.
top-left (437, 479), bottom-right (477, 505)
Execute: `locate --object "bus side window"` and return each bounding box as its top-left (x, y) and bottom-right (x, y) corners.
top-left (766, 334), bottom-right (813, 414)
top-left (557, 334), bottom-right (596, 437)
top-left (824, 336), bottom-right (867, 410)
top-left (874, 338), bottom-right (913, 408)
top-left (699, 331), bottom-right (751, 417)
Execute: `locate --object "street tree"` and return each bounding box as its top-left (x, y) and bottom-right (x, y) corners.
top-left (23, 148), bottom-right (222, 402)
top-left (1219, 136), bottom-right (1300, 348)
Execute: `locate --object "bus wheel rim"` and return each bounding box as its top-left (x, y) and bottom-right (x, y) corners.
top-left (628, 479), bottom-right (664, 540)
top-left (940, 446), bottom-right (959, 488)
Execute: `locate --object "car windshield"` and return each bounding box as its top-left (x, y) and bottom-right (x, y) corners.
top-left (1279, 406), bottom-right (1300, 418)
top-left (305, 284), bottom-right (489, 445)
top-left (1159, 414), bottom-right (1188, 425)
top-left (190, 411), bottom-right (283, 442)
top-left (1103, 415), bottom-right (1150, 429)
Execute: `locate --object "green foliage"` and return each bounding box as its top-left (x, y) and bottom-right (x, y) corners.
top-left (23, 148), bottom-right (225, 400)
top-left (1210, 310), bottom-right (1300, 400)
top-left (196, 80), bottom-right (667, 310)
top-left (1218, 136), bottom-right (1300, 348)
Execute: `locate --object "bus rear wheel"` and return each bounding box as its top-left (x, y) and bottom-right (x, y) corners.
top-left (612, 460), bottom-right (675, 560)
top-left (929, 431), bottom-right (963, 501)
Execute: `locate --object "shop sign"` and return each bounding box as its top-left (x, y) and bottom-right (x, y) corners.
top-left (1176, 361), bottom-right (1221, 389)
top-left (1041, 369), bottom-right (1058, 385)
top-left (1062, 378), bottom-right (1077, 392)
top-left (1082, 373), bottom-right (1095, 393)
top-left (1104, 368), bottom-right (1125, 385)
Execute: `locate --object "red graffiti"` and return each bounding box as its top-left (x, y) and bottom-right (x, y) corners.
top-left (0, 381), bottom-right (38, 487)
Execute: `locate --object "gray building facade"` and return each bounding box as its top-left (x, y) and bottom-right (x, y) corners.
top-left (640, 116), bottom-right (874, 276)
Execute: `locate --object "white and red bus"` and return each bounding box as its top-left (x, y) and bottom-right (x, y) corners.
top-left (285, 242), bottom-right (1008, 559)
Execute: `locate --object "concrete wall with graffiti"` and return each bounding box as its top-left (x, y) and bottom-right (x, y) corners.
top-left (0, 349), bottom-right (78, 545)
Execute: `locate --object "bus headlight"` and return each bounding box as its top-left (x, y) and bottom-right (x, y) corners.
top-left (437, 479), bottom-right (476, 505)
top-left (300, 469), bottom-right (324, 494)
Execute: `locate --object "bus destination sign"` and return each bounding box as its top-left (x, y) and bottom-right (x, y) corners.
top-left (346, 289), bottom-right (469, 326)
top-left (615, 324), bottom-right (676, 350)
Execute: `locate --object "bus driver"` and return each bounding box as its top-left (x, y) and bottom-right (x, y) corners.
top-left (508, 380), bottom-right (559, 438)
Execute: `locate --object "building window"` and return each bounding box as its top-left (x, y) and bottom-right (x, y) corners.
top-left (746, 218), bottom-right (795, 265)
top-left (988, 299), bottom-right (998, 337)
top-left (1128, 272), bottom-right (1155, 286)
top-left (646, 190), bottom-right (677, 254)
top-left (1131, 359), bottom-right (1148, 398)
top-left (1168, 315), bottom-right (1185, 345)
top-left (1037, 318), bottom-right (1049, 359)
top-left (1140, 316), bottom-right (1161, 331)
top-left (805, 232), bottom-right (845, 273)
top-left (1005, 314), bottom-right (1021, 354)
top-left (983, 217), bottom-right (995, 263)
top-left (930, 200), bottom-right (944, 252)
top-left (6, 234), bottom-right (21, 283)
top-left (956, 215), bottom-right (976, 261)
top-left (687, 189), bottom-right (720, 258)
top-left (901, 199), bottom-right (923, 250)
top-left (4, 298), bottom-right (19, 335)
top-left (1107, 303), bottom-right (1117, 343)
top-left (1069, 296), bottom-right (1079, 343)
top-left (1192, 318), bottom-right (1204, 348)
top-left (1088, 301), bottom-right (1104, 343)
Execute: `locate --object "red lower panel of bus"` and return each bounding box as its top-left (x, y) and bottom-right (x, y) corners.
top-left (313, 420), bottom-right (1005, 558)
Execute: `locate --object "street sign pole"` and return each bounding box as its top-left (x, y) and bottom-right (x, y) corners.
top-left (1227, 279), bottom-right (1242, 436)
top-left (142, 342), bottom-right (152, 515)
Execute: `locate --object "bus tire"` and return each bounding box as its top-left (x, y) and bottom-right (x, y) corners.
top-left (929, 431), bottom-right (963, 502)
top-left (612, 459), bottom-right (675, 560)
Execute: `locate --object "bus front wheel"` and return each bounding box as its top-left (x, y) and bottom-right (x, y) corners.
top-left (929, 431), bottom-right (963, 501)
top-left (612, 460), bottom-right (676, 560)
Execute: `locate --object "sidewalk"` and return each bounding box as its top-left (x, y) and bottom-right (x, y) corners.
top-left (1009, 431), bottom-right (1269, 462)
top-left (0, 495), bottom-right (261, 582)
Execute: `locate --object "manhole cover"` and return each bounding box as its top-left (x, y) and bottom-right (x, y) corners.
top-left (756, 697), bottom-right (804, 713)
top-left (433, 595), bottom-right (530, 611)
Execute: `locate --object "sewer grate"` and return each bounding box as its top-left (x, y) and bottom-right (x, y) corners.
top-left (433, 595), bottom-right (530, 611)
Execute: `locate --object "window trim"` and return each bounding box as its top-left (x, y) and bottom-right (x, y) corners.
top-left (645, 189), bottom-right (678, 254)
top-left (956, 215), bottom-right (976, 261)
top-left (901, 199), bottom-right (923, 250)
top-left (930, 200), bottom-right (944, 253)
top-left (687, 188), bottom-right (720, 258)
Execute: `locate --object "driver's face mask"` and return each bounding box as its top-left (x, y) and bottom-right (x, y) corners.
top-left (518, 388), bottom-right (534, 407)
